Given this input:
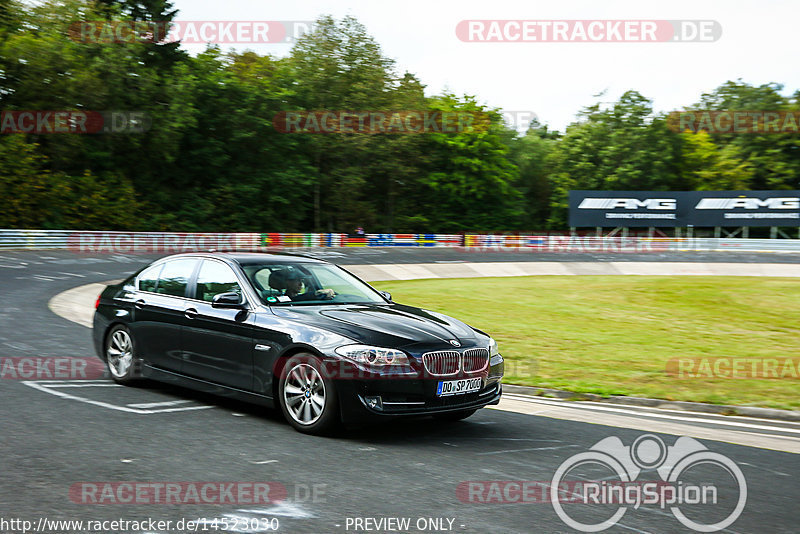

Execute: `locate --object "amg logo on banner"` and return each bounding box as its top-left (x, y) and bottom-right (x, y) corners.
top-left (695, 197), bottom-right (800, 210)
top-left (578, 198), bottom-right (677, 210)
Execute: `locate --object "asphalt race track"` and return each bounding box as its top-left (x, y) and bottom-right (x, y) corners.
top-left (1, 249), bottom-right (799, 534)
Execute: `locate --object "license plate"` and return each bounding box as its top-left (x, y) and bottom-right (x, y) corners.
top-left (436, 378), bottom-right (482, 397)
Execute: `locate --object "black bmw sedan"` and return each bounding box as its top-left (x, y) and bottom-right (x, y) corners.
top-left (93, 252), bottom-right (504, 434)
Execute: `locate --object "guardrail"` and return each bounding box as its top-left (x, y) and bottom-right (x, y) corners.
top-left (1, 229), bottom-right (800, 253)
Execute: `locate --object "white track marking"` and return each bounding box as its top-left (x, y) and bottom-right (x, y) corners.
top-left (501, 394), bottom-right (800, 435)
top-left (238, 502), bottom-right (316, 518)
top-left (126, 400), bottom-right (193, 409)
top-left (476, 445), bottom-right (578, 455)
top-left (22, 381), bottom-right (214, 414)
top-left (42, 383), bottom-right (121, 388)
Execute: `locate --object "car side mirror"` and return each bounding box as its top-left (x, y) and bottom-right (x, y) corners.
top-left (378, 291), bottom-right (392, 302)
top-left (212, 292), bottom-right (244, 309)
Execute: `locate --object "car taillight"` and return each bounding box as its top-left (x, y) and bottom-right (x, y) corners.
top-left (95, 295), bottom-right (101, 309)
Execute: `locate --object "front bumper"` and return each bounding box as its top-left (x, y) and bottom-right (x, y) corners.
top-left (334, 357), bottom-right (504, 422)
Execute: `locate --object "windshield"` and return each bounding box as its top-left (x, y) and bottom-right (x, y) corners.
top-left (241, 262), bottom-right (387, 306)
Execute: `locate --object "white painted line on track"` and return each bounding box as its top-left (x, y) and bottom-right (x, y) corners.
top-left (492, 394), bottom-right (800, 454)
top-left (501, 394), bottom-right (800, 434)
top-left (42, 383), bottom-right (121, 388)
top-left (33, 379), bottom-right (110, 384)
top-left (33, 275), bottom-right (70, 281)
top-left (22, 380), bottom-right (215, 414)
top-left (126, 400), bottom-right (192, 409)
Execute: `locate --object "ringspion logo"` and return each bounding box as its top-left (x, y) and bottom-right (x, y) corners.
top-left (551, 434), bottom-right (746, 532)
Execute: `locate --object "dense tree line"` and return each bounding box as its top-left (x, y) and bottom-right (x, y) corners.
top-left (1, 0), bottom-right (798, 232)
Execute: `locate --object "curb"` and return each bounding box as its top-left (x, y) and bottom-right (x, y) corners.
top-left (502, 384), bottom-right (800, 422)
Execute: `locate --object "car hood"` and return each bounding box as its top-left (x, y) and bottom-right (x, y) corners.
top-left (269, 303), bottom-right (479, 350)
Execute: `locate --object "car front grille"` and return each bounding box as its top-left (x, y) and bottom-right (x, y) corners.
top-left (422, 351), bottom-right (460, 376)
top-left (462, 348), bottom-right (489, 373)
top-left (421, 348), bottom-right (489, 376)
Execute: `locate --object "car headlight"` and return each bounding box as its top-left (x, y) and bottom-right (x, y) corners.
top-left (335, 344), bottom-right (411, 366)
top-left (489, 337), bottom-right (503, 366)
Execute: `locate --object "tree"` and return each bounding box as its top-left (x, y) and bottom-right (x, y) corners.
top-left (404, 95), bottom-right (523, 232)
top-left (0, 135), bottom-right (138, 229)
top-left (547, 91), bottom-right (682, 227)
top-left (680, 130), bottom-right (753, 190)
top-left (286, 15), bottom-right (402, 231)
top-left (509, 123), bottom-right (559, 229)
top-left (692, 80), bottom-right (800, 190)
top-left (94, 0), bottom-right (185, 68)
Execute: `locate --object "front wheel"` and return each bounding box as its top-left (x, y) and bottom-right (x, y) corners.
top-left (433, 409), bottom-right (477, 422)
top-left (105, 325), bottom-right (140, 384)
top-left (278, 354), bottom-right (340, 434)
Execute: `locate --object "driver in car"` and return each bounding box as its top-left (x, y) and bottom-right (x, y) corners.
top-left (269, 269), bottom-right (335, 301)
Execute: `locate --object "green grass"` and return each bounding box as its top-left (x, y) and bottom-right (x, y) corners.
top-left (372, 276), bottom-right (800, 411)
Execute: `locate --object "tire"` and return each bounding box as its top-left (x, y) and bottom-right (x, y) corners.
top-left (278, 354), bottom-right (340, 434)
top-left (433, 408), bottom-right (477, 422)
top-left (104, 325), bottom-right (140, 384)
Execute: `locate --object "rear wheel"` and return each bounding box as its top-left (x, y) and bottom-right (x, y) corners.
top-left (105, 325), bottom-right (140, 384)
top-left (433, 408), bottom-right (477, 422)
top-left (278, 354), bottom-right (340, 434)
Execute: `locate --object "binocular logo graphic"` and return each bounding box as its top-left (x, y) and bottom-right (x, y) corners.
top-left (551, 434), bottom-right (747, 532)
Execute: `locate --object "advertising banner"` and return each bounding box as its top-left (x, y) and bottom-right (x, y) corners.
top-left (569, 191), bottom-right (687, 227)
top-left (569, 190), bottom-right (800, 227)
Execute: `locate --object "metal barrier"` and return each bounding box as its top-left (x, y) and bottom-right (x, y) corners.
top-left (2, 229), bottom-right (800, 253)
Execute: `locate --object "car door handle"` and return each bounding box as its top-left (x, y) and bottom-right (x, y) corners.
top-left (185, 308), bottom-right (198, 319)
top-left (134, 299), bottom-right (146, 309)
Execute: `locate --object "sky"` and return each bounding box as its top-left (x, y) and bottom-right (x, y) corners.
top-left (171, 0), bottom-right (800, 132)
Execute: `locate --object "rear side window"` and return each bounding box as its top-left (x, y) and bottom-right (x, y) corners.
top-left (195, 260), bottom-right (242, 302)
top-left (156, 259), bottom-right (199, 297)
top-left (137, 264), bottom-right (163, 293)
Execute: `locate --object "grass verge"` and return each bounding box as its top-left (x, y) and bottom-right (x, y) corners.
top-left (372, 276), bottom-right (800, 411)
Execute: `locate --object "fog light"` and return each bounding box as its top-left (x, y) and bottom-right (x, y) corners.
top-left (365, 396), bottom-right (383, 411)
